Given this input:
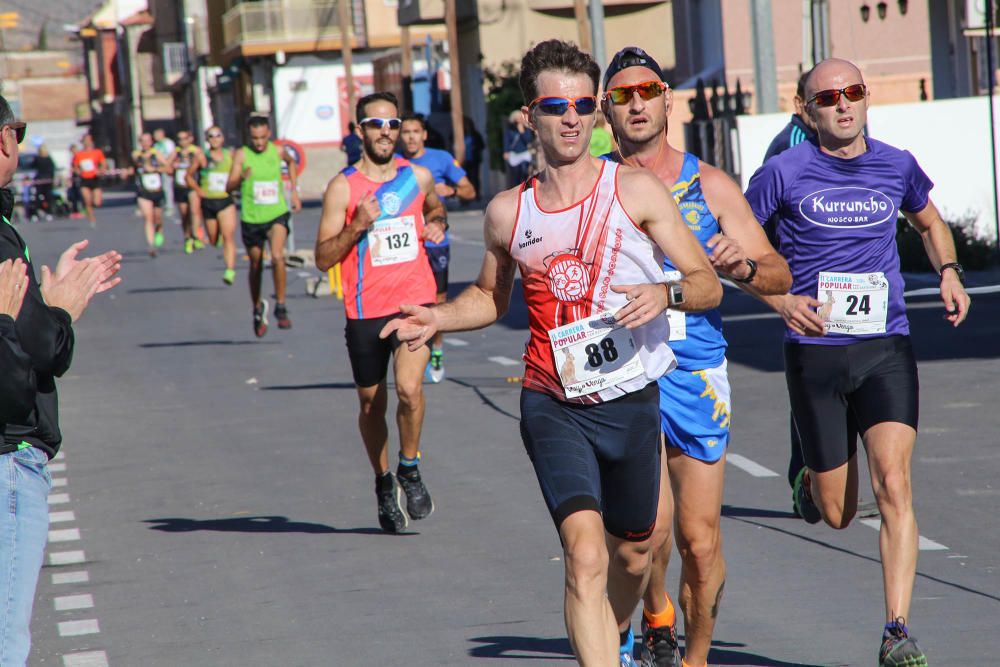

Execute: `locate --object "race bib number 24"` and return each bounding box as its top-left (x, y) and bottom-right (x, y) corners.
top-left (816, 271), bottom-right (889, 335)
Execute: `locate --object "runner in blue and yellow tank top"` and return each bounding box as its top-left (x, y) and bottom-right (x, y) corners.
top-left (602, 47), bottom-right (791, 667)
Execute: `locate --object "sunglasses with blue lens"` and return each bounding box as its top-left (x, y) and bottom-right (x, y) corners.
top-left (529, 96), bottom-right (598, 117)
top-left (359, 117), bottom-right (402, 130)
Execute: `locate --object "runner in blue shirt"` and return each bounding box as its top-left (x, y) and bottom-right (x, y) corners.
top-left (744, 58), bottom-right (970, 667)
top-left (601, 46), bottom-right (791, 667)
top-left (400, 113), bottom-right (477, 383)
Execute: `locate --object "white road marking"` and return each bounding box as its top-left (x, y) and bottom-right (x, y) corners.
top-left (956, 488), bottom-right (1000, 496)
top-left (860, 519), bottom-right (948, 551)
top-left (49, 511), bottom-right (76, 523)
top-left (48, 493), bottom-right (70, 505)
top-left (49, 462), bottom-right (67, 472)
top-left (444, 338), bottom-right (468, 346)
top-left (54, 594), bottom-right (94, 611)
top-left (488, 355), bottom-right (521, 366)
top-left (63, 651), bottom-right (109, 667)
top-left (726, 453), bottom-right (780, 478)
top-left (51, 477), bottom-right (67, 488)
top-left (57, 619), bottom-right (100, 637)
top-left (49, 550), bottom-right (86, 566)
top-left (49, 528), bottom-right (81, 543)
top-left (52, 571), bottom-right (90, 585)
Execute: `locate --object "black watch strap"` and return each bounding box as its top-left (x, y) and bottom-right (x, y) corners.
top-left (940, 262), bottom-right (965, 285)
top-left (732, 257), bottom-right (758, 284)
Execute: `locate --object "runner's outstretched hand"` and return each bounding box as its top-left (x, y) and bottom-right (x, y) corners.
top-left (611, 283), bottom-right (669, 329)
top-left (380, 303), bottom-right (438, 351)
top-left (940, 271), bottom-right (970, 327)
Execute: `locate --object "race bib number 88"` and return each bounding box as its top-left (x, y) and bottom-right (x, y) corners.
top-left (548, 311), bottom-right (644, 398)
top-left (817, 271), bottom-right (889, 335)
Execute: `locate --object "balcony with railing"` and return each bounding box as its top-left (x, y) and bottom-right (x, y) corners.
top-left (221, 0), bottom-right (359, 60)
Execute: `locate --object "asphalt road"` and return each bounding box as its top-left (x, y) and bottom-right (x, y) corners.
top-left (19, 193), bottom-right (1000, 666)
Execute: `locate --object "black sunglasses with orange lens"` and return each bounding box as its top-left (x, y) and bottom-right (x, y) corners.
top-left (807, 84), bottom-right (867, 108)
top-left (603, 80), bottom-right (667, 105)
top-left (4, 122), bottom-right (26, 144)
top-left (529, 96), bottom-right (598, 116)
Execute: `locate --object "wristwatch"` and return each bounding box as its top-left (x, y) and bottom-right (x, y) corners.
top-left (667, 282), bottom-right (684, 307)
top-left (732, 258), bottom-right (758, 284)
top-left (940, 262), bottom-right (965, 285)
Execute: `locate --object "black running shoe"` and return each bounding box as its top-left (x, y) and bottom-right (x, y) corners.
top-left (274, 303), bottom-right (292, 329)
top-left (639, 617), bottom-right (681, 667)
top-left (397, 464), bottom-right (434, 520)
top-left (879, 618), bottom-right (928, 666)
top-left (253, 298), bottom-right (269, 338)
top-left (376, 472), bottom-right (408, 534)
top-left (792, 467), bottom-right (822, 524)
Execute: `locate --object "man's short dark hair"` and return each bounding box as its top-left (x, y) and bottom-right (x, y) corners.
top-left (401, 112), bottom-right (426, 130)
top-left (796, 68), bottom-right (813, 99)
top-left (247, 114), bottom-right (270, 129)
top-left (0, 96), bottom-right (15, 127)
top-left (519, 39), bottom-right (600, 104)
top-left (356, 92), bottom-right (399, 124)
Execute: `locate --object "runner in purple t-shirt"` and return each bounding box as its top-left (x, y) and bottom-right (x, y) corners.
top-left (744, 58), bottom-right (970, 667)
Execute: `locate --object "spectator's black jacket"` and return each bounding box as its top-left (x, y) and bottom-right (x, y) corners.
top-left (0, 189), bottom-right (74, 458)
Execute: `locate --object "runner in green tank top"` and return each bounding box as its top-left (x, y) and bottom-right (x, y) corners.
top-left (188, 125), bottom-right (238, 284)
top-left (227, 115), bottom-right (301, 337)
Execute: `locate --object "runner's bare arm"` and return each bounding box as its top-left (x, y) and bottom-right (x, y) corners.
top-left (617, 167), bottom-right (722, 316)
top-left (226, 148), bottom-right (245, 192)
top-left (700, 164), bottom-right (791, 295)
top-left (186, 153), bottom-right (205, 194)
top-left (315, 174), bottom-right (373, 271)
top-left (380, 189), bottom-right (519, 349)
top-left (281, 147), bottom-right (302, 212)
top-left (903, 199), bottom-right (971, 326)
top-left (438, 175), bottom-right (476, 202)
top-left (413, 165), bottom-right (447, 244)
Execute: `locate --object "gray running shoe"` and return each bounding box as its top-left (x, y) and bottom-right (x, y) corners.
top-left (397, 464), bottom-right (434, 520)
top-left (879, 618), bottom-right (928, 666)
top-left (376, 473), bottom-right (408, 534)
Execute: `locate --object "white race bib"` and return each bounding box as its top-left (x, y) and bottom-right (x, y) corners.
top-left (662, 271), bottom-right (686, 341)
top-left (79, 158), bottom-right (95, 173)
top-left (548, 311), bottom-right (645, 399)
top-left (369, 215), bottom-right (418, 267)
top-left (207, 172), bottom-right (228, 193)
top-left (816, 271), bottom-right (889, 335)
top-left (252, 180), bottom-right (280, 205)
top-left (175, 169), bottom-right (189, 186)
top-left (141, 173), bottom-right (162, 191)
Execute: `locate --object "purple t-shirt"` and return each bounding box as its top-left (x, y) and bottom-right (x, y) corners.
top-left (744, 138), bottom-right (933, 345)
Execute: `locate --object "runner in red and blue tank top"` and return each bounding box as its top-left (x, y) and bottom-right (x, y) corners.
top-left (381, 41), bottom-right (723, 666)
top-left (744, 58), bottom-right (970, 666)
top-left (315, 91), bottom-right (448, 535)
top-left (600, 46), bottom-right (792, 667)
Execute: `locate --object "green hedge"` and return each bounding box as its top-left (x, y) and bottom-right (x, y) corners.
top-left (896, 215), bottom-right (996, 271)
top-left (484, 61), bottom-right (522, 172)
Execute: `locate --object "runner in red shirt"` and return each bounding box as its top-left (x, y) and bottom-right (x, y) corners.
top-left (70, 134), bottom-right (107, 226)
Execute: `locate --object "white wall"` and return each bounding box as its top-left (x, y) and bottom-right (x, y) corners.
top-left (273, 61), bottom-right (375, 146)
top-left (737, 96), bottom-right (1000, 241)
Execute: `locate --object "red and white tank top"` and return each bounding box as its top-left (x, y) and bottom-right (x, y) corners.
top-left (341, 158), bottom-right (436, 320)
top-left (509, 160), bottom-right (675, 403)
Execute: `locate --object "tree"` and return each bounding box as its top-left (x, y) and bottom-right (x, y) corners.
top-left (36, 20), bottom-right (47, 51)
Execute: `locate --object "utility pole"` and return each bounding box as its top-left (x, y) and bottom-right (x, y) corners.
top-left (445, 0), bottom-right (465, 163)
top-left (573, 0), bottom-right (591, 53)
top-left (588, 0), bottom-right (606, 73)
top-left (400, 25), bottom-right (412, 112)
top-left (338, 0), bottom-right (356, 123)
top-left (750, 0), bottom-right (778, 113)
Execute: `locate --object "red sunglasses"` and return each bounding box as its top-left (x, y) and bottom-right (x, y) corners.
top-left (807, 84), bottom-right (867, 108)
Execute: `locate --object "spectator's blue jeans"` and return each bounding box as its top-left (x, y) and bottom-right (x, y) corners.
top-left (0, 446), bottom-right (51, 667)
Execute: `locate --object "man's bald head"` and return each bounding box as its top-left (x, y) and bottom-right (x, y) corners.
top-left (804, 58), bottom-right (865, 100)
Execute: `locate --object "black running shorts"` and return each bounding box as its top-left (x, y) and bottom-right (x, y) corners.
top-left (784, 335), bottom-right (919, 473)
top-left (81, 177), bottom-right (100, 190)
top-left (137, 190), bottom-right (164, 207)
top-left (345, 310), bottom-right (432, 387)
top-left (240, 212), bottom-right (290, 249)
top-left (174, 185), bottom-right (191, 202)
top-left (201, 196), bottom-right (234, 219)
top-left (425, 245), bottom-right (449, 295)
top-left (519, 383), bottom-right (661, 541)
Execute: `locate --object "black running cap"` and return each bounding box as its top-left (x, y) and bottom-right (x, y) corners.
top-left (603, 46), bottom-right (668, 90)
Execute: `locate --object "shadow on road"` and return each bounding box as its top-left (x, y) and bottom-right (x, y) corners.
top-left (140, 339), bottom-right (279, 348)
top-left (467, 635), bottom-right (829, 666)
top-left (261, 381), bottom-right (360, 391)
top-left (722, 504), bottom-right (798, 520)
top-left (144, 516), bottom-right (408, 536)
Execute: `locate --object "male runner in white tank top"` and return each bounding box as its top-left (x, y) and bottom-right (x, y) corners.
top-left (382, 40), bottom-right (722, 667)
